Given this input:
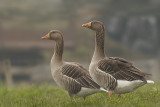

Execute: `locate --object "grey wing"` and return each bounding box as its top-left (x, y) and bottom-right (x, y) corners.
top-left (95, 67), bottom-right (117, 90)
top-left (98, 57), bottom-right (147, 82)
top-left (61, 64), bottom-right (100, 89)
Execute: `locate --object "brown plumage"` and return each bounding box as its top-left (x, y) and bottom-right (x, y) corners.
top-left (98, 57), bottom-right (147, 82)
top-left (82, 20), bottom-right (154, 96)
top-left (42, 30), bottom-right (105, 99)
top-left (61, 64), bottom-right (100, 89)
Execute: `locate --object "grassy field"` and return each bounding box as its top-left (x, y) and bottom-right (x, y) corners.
top-left (0, 82), bottom-right (159, 107)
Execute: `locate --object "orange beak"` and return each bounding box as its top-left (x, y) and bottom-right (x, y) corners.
top-left (82, 22), bottom-right (91, 27)
top-left (41, 33), bottom-right (50, 39)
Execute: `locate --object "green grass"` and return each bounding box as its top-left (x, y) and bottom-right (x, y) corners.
top-left (0, 83), bottom-right (160, 107)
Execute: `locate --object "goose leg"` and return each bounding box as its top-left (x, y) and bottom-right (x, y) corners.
top-left (68, 93), bottom-right (73, 100)
top-left (83, 96), bottom-right (86, 100)
top-left (109, 91), bottom-right (112, 98)
top-left (118, 94), bottom-right (121, 98)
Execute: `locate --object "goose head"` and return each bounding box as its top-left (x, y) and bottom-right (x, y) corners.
top-left (82, 20), bottom-right (104, 32)
top-left (42, 30), bottom-right (63, 41)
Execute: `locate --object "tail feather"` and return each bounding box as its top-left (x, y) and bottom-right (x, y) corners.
top-left (145, 72), bottom-right (152, 75)
top-left (100, 87), bottom-right (108, 92)
top-left (147, 80), bottom-right (154, 84)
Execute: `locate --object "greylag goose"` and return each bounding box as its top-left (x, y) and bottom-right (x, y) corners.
top-left (41, 30), bottom-right (106, 99)
top-left (82, 21), bottom-right (154, 97)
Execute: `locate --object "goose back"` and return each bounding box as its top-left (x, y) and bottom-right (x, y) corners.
top-left (98, 57), bottom-right (147, 82)
top-left (53, 62), bottom-right (101, 95)
top-left (61, 63), bottom-right (100, 89)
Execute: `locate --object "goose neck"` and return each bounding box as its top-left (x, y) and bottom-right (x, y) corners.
top-left (92, 29), bottom-right (106, 62)
top-left (51, 38), bottom-right (64, 63)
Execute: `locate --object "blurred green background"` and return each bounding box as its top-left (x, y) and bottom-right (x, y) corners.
top-left (0, 0), bottom-right (160, 86)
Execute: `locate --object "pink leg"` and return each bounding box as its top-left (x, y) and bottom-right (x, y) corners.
top-left (118, 94), bottom-right (121, 98)
top-left (68, 93), bottom-right (73, 100)
top-left (109, 91), bottom-right (112, 98)
top-left (83, 96), bottom-right (86, 100)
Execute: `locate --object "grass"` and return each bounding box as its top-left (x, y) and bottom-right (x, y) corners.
top-left (0, 83), bottom-right (160, 107)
